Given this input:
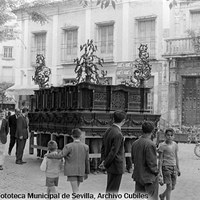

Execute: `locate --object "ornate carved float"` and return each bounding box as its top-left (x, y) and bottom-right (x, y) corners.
top-left (28, 82), bottom-right (160, 156)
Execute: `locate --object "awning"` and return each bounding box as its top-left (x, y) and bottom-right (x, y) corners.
top-left (5, 84), bottom-right (39, 96)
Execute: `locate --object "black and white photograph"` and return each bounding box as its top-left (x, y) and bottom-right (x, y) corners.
top-left (1, 0), bottom-right (200, 199)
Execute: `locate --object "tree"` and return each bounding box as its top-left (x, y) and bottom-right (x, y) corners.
top-left (0, 0), bottom-right (117, 41)
top-left (0, 82), bottom-right (14, 109)
top-left (79, 0), bottom-right (116, 9)
top-left (74, 39), bottom-right (104, 84)
top-left (167, 0), bottom-right (200, 9)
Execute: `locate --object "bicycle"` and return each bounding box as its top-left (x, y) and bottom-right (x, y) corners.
top-left (189, 132), bottom-right (200, 158)
top-left (184, 126), bottom-right (200, 158)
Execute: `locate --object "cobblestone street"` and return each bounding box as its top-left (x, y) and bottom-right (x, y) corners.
top-left (0, 142), bottom-right (200, 200)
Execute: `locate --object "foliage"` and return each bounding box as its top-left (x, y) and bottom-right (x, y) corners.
top-left (79, 0), bottom-right (116, 9)
top-left (167, 0), bottom-right (200, 9)
top-left (121, 44), bottom-right (151, 87)
top-left (74, 39), bottom-right (104, 84)
top-left (32, 54), bottom-right (51, 89)
top-left (186, 29), bottom-right (200, 53)
top-left (0, 82), bottom-right (14, 107)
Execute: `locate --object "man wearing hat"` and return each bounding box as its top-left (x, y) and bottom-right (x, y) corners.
top-left (15, 107), bottom-right (29, 164)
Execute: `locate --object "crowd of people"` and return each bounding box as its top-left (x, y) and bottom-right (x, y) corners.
top-left (38, 110), bottom-right (180, 200)
top-left (0, 107), bottom-right (29, 170)
top-left (0, 108), bottom-right (180, 200)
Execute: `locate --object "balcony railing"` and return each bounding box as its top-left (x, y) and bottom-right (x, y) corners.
top-left (164, 37), bottom-right (199, 57)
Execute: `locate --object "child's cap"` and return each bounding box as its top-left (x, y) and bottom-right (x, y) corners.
top-left (72, 128), bottom-right (82, 139)
top-left (48, 140), bottom-right (58, 151)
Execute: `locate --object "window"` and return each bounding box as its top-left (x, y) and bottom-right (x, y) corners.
top-left (191, 11), bottom-right (200, 32)
top-left (3, 46), bottom-right (13, 58)
top-left (61, 29), bottom-right (78, 63)
top-left (97, 24), bottom-right (114, 60)
top-left (135, 18), bottom-right (156, 59)
top-left (145, 76), bottom-right (154, 113)
top-left (31, 32), bottom-right (46, 64)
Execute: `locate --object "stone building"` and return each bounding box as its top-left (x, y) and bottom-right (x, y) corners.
top-left (0, 23), bottom-right (17, 110)
top-left (163, 0), bottom-right (200, 127)
top-left (10, 0), bottom-right (169, 117)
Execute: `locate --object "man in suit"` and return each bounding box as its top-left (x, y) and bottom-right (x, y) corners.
top-left (100, 110), bottom-right (126, 193)
top-left (8, 109), bottom-right (20, 155)
top-left (131, 121), bottom-right (159, 200)
top-left (15, 107), bottom-right (29, 164)
top-left (0, 109), bottom-right (9, 170)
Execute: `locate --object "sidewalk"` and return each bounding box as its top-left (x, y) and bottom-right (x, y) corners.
top-left (0, 142), bottom-right (200, 200)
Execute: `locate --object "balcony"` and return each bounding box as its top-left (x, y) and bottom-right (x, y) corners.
top-left (163, 37), bottom-right (200, 58)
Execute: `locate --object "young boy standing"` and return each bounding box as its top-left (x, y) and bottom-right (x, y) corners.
top-left (47, 128), bottom-right (90, 193)
top-left (42, 140), bottom-right (63, 195)
top-left (158, 128), bottom-right (181, 200)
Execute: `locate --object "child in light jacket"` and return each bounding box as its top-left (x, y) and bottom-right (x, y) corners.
top-left (47, 128), bottom-right (90, 193)
top-left (40, 140), bottom-right (63, 195)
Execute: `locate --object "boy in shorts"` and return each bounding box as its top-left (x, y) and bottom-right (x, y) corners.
top-left (45, 140), bottom-right (63, 195)
top-left (47, 128), bottom-right (90, 193)
top-left (158, 128), bottom-right (181, 200)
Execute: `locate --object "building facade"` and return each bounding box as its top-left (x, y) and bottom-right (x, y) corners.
top-left (0, 24), bottom-right (17, 109)
top-left (163, 0), bottom-right (200, 127)
top-left (12, 0), bottom-right (170, 117)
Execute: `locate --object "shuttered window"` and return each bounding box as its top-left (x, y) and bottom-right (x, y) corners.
top-left (61, 29), bottom-right (78, 63)
top-left (31, 32), bottom-right (46, 64)
top-left (191, 11), bottom-right (200, 32)
top-left (136, 18), bottom-right (156, 59)
top-left (97, 24), bottom-right (114, 61)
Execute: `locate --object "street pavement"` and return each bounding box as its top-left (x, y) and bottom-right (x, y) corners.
top-left (0, 141), bottom-right (200, 200)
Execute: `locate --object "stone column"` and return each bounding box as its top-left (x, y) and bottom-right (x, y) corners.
top-left (122, 1), bottom-right (129, 61)
top-left (51, 14), bottom-right (59, 86)
top-left (168, 58), bottom-right (179, 126)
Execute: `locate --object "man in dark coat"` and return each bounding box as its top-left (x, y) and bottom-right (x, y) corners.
top-left (15, 107), bottom-right (29, 164)
top-left (8, 109), bottom-right (20, 155)
top-left (131, 121), bottom-right (159, 200)
top-left (0, 109), bottom-right (9, 170)
top-left (100, 110), bottom-right (126, 193)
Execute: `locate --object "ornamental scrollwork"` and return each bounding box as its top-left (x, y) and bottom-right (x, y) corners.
top-left (81, 116), bottom-right (95, 125)
top-left (131, 119), bottom-right (143, 126)
top-left (121, 44), bottom-right (151, 87)
top-left (96, 119), bottom-right (110, 126)
top-left (32, 54), bottom-right (51, 89)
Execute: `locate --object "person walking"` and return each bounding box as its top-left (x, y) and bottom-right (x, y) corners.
top-left (8, 109), bottom-right (20, 155)
top-left (158, 128), bottom-right (181, 200)
top-left (100, 110), bottom-right (126, 194)
top-left (131, 121), bottom-right (159, 200)
top-left (47, 128), bottom-right (90, 193)
top-left (0, 109), bottom-right (9, 170)
top-left (15, 107), bottom-right (29, 164)
top-left (124, 137), bottom-right (134, 173)
top-left (40, 140), bottom-right (63, 195)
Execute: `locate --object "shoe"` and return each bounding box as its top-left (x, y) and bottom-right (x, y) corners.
top-left (8, 151), bottom-right (11, 156)
top-left (92, 171), bottom-right (97, 175)
top-left (21, 161), bottom-right (27, 164)
top-left (0, 165), bottom-right (3, 170)
top-left (159, 194), bottom-right (164, 200)
top-left (15, 161), bottom-right (23, 165)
